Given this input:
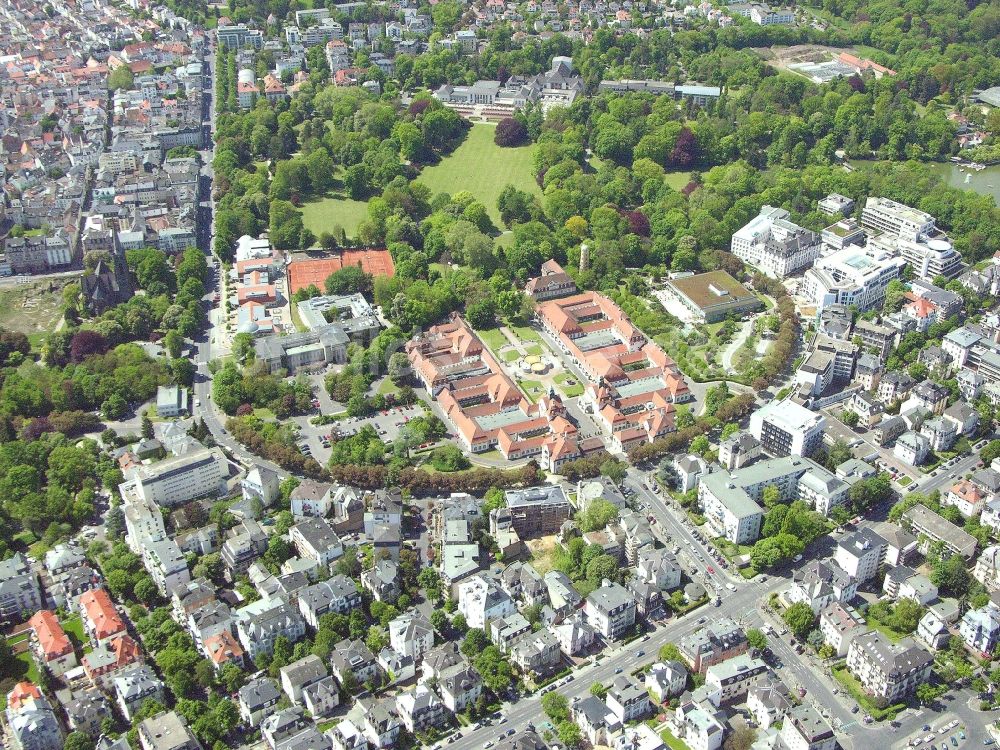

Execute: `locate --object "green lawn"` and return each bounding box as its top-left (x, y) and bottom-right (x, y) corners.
top-left (661, 729), bottom-right (692, 750)
top-left (664, 170), bottom-right (692, 191)
top-left (61, 615), bottom-right (86, 647)
top-left (299, 194), bottom-right (371, 238)
top-left (524, 344), bottom-right (544, 357)
top-left (475, 327), bottom-right (509, 352)
top-left (511, 325), bottom-right (542, 343)
top-left (377, 378), bottom-right (401, 396)
top-left (832, 664), bottom-right (906, 720)
top-left (416, 123), bottom-right (541, 225)
top-left (554, 372), bottom-right (584, 398)
top-left (518, 378), bottom-right (545, 403)
top-left (502, 350), bottom-right (521, 363)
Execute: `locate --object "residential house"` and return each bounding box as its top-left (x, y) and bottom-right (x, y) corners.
top-left (550, 611), bottom-right (596, 657)
top-left (778, 703), bottom-right (836, 750)
top-left (298, 576), bottom-right (362, 629)
top-left (28, 611), bottom-right (76, 676)
top-left (747, 677), bottom-right (793, 730)
top-left (330, 638), bottom-right (379, 687)
top-left (114, 666), bottom-right (165, 721)
top-left (678, 618), bottom-right (749, 673)
top-left (289, 517), bottom-right (344, 567)
top-left (389, 612), bottom-right (435, 662)
top-left (80, 588), bottom-right (126, 646)
top-left (238, 677), bottom-right (281, 727)
top-left (704, 654), bottom-right (768, 703)
top-left (845, 631), bottom-right (933, 703)
top-left (509, 628), bottom-right (562, 675)
top-left (437, 663), bottom-right (482, 713)
top-left (585, 580), bottom-right (637, 640)
top-left (0, 554), bottom-right (42, 624)
top-left (606, 674), bottom-right (652, 722)
top-left (458, 575), bottom-right (516, 630)
top-left (235, 599), bottom-right (306, 661)
top-left (646, 660), bottom-right (687, 703)
top-left (819, 602), bottom-right (867, 658)
top-left (959, 602), bottom-right (1000, 657)
top-left (396, 684), bottom-right (448, 733)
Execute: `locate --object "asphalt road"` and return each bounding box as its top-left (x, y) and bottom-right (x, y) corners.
top-left (445, 577), bottom-right (788, 750)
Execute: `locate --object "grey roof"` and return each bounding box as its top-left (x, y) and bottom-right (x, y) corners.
top-left (852, 631), bottom-right (933, 677)
top-left (280, 654), bottom-right (327, 688)
top-left (586, 581), bottom-right (633, 613)
top-left (786, 703), bottom-right (835, 743)
top-left (240, 677), bottom-right (281, 709)
top-left (901, 504), bottom-right (977, 557)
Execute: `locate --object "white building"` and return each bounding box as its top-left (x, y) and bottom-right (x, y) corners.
top-left (845, 631), bottom-right (932, 703)
top-left (778, 703), bottom-right (837, 750)
top-left (834, 527), bottom-right (887, 583)
top-left (959, 602), bottom-right (1000, 656)
top-left (730, 205), bottom-right (821, 279)
top-left (121, 447), bottom-right (228, 508)
top-left (802, 245), bottom-right (906, 313)
top-left (457, 575), bottom-right (515, 630)
top-left (894, 430), bottom-right (930, 466)
top-left (646, 661), bottom-right (687, 702)
top-left (584, 580), bottom-right (637, 640)
top-left (749, 400), bottom-right (825, 457)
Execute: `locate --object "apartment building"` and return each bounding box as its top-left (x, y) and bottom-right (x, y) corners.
top-left (457, 575), bottom-right (516, 630)
top-left (846, 631), bottom-right (932, 703)
top-left (730, 205), bottom-right (821, 279)
top-left (502, 485), bottom-right (572, 538)
top-left (778, 703), bottom-right (837, 750)
top-left (802, 245), bottom-right (906, 313)
top-left (834, 527), bottom-right (887, 583)
top-left (705, 654), bottom-right (768, 703)
top-left (819, 601), bottom-right (867, 657)
top-left (584, 580), bottom-right (637, 640)
top-left (901, 503), bottom-right (978, 559)
top-left (959, 602), bottom-right (1000, 656)
top-left (0, 553), bottom-right (41, 624)
top-left (679, 618), bottom-right (749, 673)
top-left (122, 447), bottom-right (228, 508)
top-left (749, 399), bottom-right (825, 457)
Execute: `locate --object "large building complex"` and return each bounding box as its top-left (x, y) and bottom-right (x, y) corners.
top-left (406, 315), bottom-right (596, 469)
top-left (120, 448), bottom-right (228, 508)
top-left (802, 245), bottom-right (906, 313)
top-left (730, 206), bottom-right (821, 279)
top-left (537, 291), bottom-right (690, 454)
top-left (663, 271), bottom-right (763, 323)
top-left (861, 197), bottom-right (965, 281)
top-left (845, 631), bottom-right (932, 703)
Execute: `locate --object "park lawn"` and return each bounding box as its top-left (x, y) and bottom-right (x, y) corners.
top-left (502, 349), bottom-right (521, 363)
top-left (524, 344), bottom-right (544, 357)
top-left (897, 476), bottom-right (913, 487)
top-left (253, 407), bottom-right (277, 421)
top-left (664, 170), bottom-right (692, 191)
top-left (299, 194), bottom-right (370, 238)
top-left (416, 123), bottom-right (541, 225)
top-left (475, 327), bottom-right (509, 352)
top-left (554, 372), bottom-right (584, 398)
top-left (511, 325), bottom-right (542, 343)
top-left (0, 283), bottom-right (71, 342)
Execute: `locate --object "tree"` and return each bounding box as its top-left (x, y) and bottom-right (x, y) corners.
top-left (931, 554), bottom-right (973, 597)
top-left (590, 681), bottom-right (607, 699)
top-left (782, 602), bottom-right (816, 640)
top-left (658, 642), bottom-right (683, 662)
top-left (141, 412), bottom-right (154, 440)
top-left (495, 118), bottom-right (528, 147)
top-left (761, 485), bottom-right (782, 508)
top-left (746, 628), bottom-right (767, 652)
top-left (109, 65), bottom-right (134, 91)
top-left (430, 609), bottom-right (449, 634)
top-left (388, 352), bottom-right (410, 384)
top-left (724, 727), bottom-right (757, 750)
top-left (541, 691), bottom-right (570, 723)
top-left (841, 410), bottom-right (860, 428)
top-left (557, 720), bottom-right (582, 748)
top-left (64, 732), bottom-right (96, 750)
top-left (461, 628), bottom-right (489, 658)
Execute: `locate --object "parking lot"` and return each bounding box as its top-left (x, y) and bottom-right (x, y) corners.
top-left (903, 718), bottom-right (969, 750)
top-left (292, 401), bottom-right (428, 466)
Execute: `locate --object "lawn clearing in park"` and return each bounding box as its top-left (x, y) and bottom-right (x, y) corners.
top-left (517, 378), bottom-right (545, 402)
top-left (502, 349), bottom-right (521, 363)
top-left (524, 344), bottom-right (544, 357)
top-left (299, 194), bottom-right (370, 238)
top-left (416, 123), bottom-right (541, 225)
top-left (0, 280), bottom-right (74, 344)
top-left (664, 170), bottom-right (692, 191)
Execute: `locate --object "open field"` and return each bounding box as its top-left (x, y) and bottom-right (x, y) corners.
top-left (664, 170), bottom-right (692, 190)
top-left (0, 280), bottom-right (75, 344)
top-left (526, 536), bottom-right (560, 574)
top-left (475, 327), bottom-right (509, 352)
top-left (300, 194), bottom-right (371, 238)
top-left (417, 123), bottom-right (541, 225)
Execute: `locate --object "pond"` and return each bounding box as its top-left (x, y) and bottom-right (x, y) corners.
top-left (850, 158), bottom-right (1000, 204)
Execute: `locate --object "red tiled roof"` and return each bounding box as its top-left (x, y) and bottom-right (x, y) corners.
top-left (287, 249), bottom-right (395, 293)
top-left (80, 588), bottom-right (125, 641)
top-left (29, 611), bottom-right (72, 661)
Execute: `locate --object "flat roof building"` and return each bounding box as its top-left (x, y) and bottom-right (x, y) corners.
top-left (664, 271), bottom-right (762, 323)
top-left (749, 399), bottom-right (825, 457)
